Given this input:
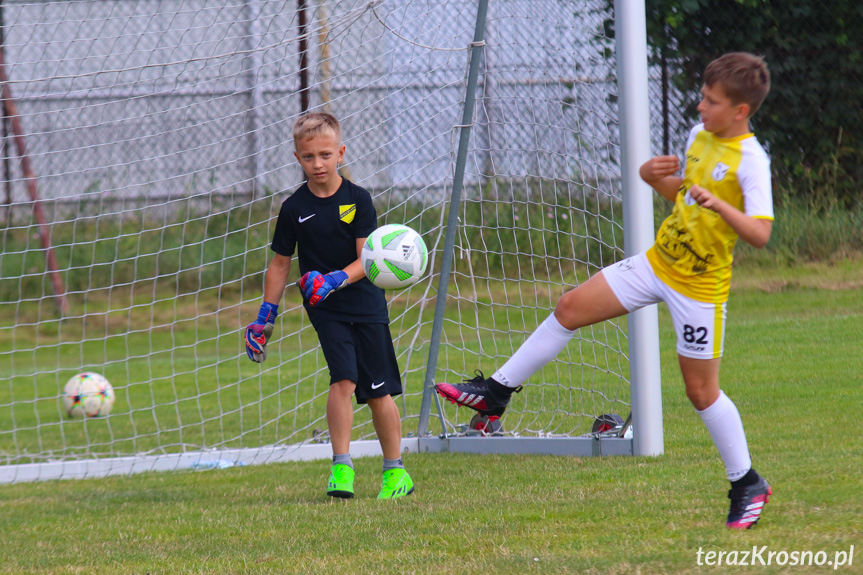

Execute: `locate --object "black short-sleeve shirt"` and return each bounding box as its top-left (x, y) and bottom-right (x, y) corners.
top-left (271, 179), bottom-right (389, 324)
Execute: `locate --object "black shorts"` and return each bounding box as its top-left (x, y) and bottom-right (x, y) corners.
top-left (313, 320), bottom-right (403, 404)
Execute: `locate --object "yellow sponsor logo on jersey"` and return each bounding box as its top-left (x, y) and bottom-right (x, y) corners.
top-left (339, 204), bottom-right (356, 224)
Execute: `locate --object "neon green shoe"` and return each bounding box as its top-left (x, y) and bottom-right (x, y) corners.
top-left (377, 468), bottom-right (415, 499)
top-left (327, 464), bottom-right (355, 499)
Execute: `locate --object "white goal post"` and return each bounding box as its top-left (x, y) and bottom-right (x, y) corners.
top-left (0, 0), bottom-right (662, 483)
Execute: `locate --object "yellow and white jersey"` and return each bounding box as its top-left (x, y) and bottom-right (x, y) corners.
top-left (646, 124), bottom-right (773, 303)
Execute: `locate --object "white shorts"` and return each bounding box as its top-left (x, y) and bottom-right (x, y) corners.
top-left (601, 253), bottom-right (727, 359)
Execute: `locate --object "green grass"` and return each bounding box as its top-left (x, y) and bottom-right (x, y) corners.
top-left (1, 271), bottom-right (861, 574)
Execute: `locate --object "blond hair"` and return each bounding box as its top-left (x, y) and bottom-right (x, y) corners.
top-left (292, 112), bottom-right (341, 146)
top-left (703, 52), bottom-right (770, 116)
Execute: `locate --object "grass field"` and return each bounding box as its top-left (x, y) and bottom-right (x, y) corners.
top-left (1, 260), bottom-right (861, 574)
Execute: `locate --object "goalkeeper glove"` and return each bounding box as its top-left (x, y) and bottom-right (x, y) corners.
top-left (244, 302), bottom-right (279, 363)
top-left (298, 271), bottom-right (321, 301)
top-left (298, 270), bottom-right (349, 307)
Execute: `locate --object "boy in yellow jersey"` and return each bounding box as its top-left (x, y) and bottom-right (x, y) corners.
top-left (436, 53), bottom-right (773, 529)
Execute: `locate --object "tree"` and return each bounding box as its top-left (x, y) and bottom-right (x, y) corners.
top-left (606, 0), bottom-right (863, 205)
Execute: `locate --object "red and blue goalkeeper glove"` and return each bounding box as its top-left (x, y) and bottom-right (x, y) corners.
top-left (298, 270), bottom-right (349, 307)
top-left (244, 302), bottom-right (278, 363)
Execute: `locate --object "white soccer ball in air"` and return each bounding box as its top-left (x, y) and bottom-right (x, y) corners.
top-left (62, 372), bottom-right (115, 418)
top-left (361, 224), bottom-right (428, 289)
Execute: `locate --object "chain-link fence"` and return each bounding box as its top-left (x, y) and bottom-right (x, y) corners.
top-left (5, 1), bottom-right (857, 219)
top-left (0, 0), bottom-right (696, 220)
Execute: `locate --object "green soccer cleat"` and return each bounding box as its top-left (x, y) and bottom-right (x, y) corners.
top-left (377, 468), bottom-right (415, 500)
top-left (327, 464), bottom-right (355, 499)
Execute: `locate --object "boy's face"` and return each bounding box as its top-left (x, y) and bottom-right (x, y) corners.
top-left (697, 83), bottom-right (750, 137)
top-left (293, 133), bottom-right (345, 188)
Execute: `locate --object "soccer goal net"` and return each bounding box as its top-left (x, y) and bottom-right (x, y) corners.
top-left (0, 0), bottom-right (661, 482)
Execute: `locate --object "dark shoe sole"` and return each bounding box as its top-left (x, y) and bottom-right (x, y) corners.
top-left (327, 490), bottom-right (354, 499)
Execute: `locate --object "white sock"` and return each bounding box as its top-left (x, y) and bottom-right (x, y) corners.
top-left (697, 391), bottom-right (752, 481)
top-left (492, 314), bottom-right (575, 388)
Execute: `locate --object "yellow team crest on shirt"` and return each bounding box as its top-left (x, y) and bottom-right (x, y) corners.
top-left (339, 204), bottom-right (356, 224)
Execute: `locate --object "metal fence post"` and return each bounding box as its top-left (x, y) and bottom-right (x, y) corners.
top-left (244, 0), bottom-right (265, 197)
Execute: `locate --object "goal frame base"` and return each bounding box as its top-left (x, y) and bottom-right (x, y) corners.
top-left (418, 436), bottom-right (633, 457)
top-left (0, 436), bottom-right (632, 483)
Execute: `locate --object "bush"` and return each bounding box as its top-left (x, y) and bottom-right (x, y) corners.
top-left (603, 0), bottom-right (863, 206)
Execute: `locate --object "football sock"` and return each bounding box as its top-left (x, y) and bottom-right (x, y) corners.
top-left (731, 467), bottom-right (761, 489)
top-left (333, 453), bottom-right (353, 469)
top-left (382, 458), bottom-right (404, 473)
top-left (492, 314), bottom-right (576, 388)
top-left (697, 391), bottom-right (752, 482)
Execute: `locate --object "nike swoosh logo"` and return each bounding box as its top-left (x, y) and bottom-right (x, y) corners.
top-left (371, 381), bottom-right (385, 390)
top-left (298, 214), bottom-right (316, 223)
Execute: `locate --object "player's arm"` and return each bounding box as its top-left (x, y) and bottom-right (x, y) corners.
top-left (688, 185), bottom-right (773, 248)
top-left (640, 155), bottom-right (682, 202)
top-left (342, 237), bottom-right (367, 282)
top-left (264, 253), bottom-right (292, 303)
top-left (245, 253), bottom-right (292, 363)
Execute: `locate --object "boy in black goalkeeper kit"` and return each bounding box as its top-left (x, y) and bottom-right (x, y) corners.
top-left (244, 112), bottom-right (413, 500)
